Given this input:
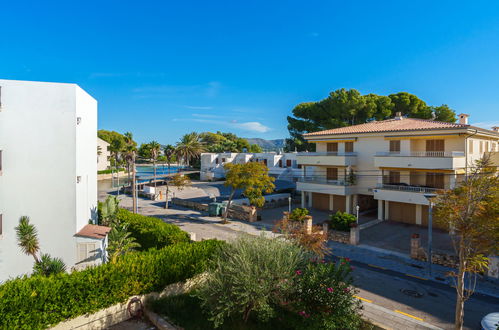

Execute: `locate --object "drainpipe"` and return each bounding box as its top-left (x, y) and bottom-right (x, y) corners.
top-left (464, 129), bottom-right (478, 181)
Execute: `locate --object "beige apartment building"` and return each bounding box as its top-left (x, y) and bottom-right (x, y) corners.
top-left (297, 113), bottom-right (499, 227)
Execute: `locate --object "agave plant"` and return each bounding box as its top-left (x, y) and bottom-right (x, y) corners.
top-left (32, 254), bottom-right (66, 276)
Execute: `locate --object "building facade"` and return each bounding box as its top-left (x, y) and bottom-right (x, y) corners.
top-left (0, 79), bottom-right (99, 282)
top-left (97, 137), bottom-right (111, 171)
top-left (297, 113), bottom-right (499, 226)
top-left (200, 152), bottom-right (301, 181)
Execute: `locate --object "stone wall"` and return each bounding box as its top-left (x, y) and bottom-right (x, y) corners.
top-left (328, 230), bottom-right (350, 244)
top-left (227, 204), bottom-right (257, 222)
top-left (172, 198), bottom-right (209, 212)
top-left (414, 252), bottom-right (459, 269)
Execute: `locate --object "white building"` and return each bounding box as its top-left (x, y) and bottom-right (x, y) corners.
top-left (200, 152), bottom-right (302, 181)
top-left (97, 137), bottom-right (111, 171)
top-left (0, 79), bottom-right (102, 282)
top-left (297, 113), bottom-right (499, 226)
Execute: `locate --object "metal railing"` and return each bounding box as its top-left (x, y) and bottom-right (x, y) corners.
top-left (297, 176), bottom-right (352, 186)
top-left (376, 183), bottom-right (442, 193)
top-left (296, 152), bottom-right (357, 157)
top-left (375, 151), bottom-right (464, 158)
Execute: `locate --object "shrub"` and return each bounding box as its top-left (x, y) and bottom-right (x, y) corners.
top-left (287, 259), bottom-right (363, 329)
top-left (329, 211), bottom-right (356, 231)
top-left (116, 209), bottom-right (190, 250)
top-left (288, 208), bottom-right (309, 221)
top-left (194, 234), bottom-right (311, 327)
top-left (32, 254), bottom-right (66, 277)
top-left (0, 240), bottom-right (225, 330)
top-left (97, 168), bottom-right (125, 175)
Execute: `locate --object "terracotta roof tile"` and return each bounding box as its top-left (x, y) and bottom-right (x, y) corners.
top-left (304, 118), bottom-right (468, 137)
top-left (75, 224), bottom-right (111, 239)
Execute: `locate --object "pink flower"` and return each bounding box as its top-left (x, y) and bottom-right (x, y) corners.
top-left (327, 287), bottom-right (334, 293)
top-left (321, 259), bottom-right (326, 263)
top-left (296, 270), bottom-right (302, 275)
top-left (298, 311), bottom-right (306, 316)
top-left (344, 288), bottom-right (350, 293)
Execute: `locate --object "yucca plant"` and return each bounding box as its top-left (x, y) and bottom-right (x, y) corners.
top-left (32, 254), bottom-right (67, 276)
top-left (15, 216), bottom-right (40, 263)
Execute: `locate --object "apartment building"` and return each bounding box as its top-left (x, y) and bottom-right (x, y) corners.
top-left (97, 137), bottom-right (111, 171)
top-left (200, 152), bottom-right (301, 181)
top-left (0, 79), bottom-right (101, 282)
top-left (297, 113), bottom-right (499, 227)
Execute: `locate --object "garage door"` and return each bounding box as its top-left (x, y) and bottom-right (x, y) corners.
top-left (333, 195), bottom-right (346, 212)
top-left (421, 206), bottom-right (447, 229)
top-left (389, 202), bottom-right (416, 224)
top-left (312, 193), bottom-right (330, 211)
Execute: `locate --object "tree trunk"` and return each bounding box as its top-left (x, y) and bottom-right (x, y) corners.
top-left (222, 189), bottom-right (236, 224)
top-left (455, 243), bottom-right (466, 330)
top-left (164, 185), bottom-right (169, 209)
top-left (132, 162), bottom-right (137, 214)
top-left (153, 160), bottom-right (157, 189)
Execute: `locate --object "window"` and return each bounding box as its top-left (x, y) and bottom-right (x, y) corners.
top-left (215, 158), bottom-right (219, 164)
top-left (77, 243), bottom-right (98, 264)
top-left (263, 159), bottom-right (268, 166)
top-left (286, 159), bottom-right (292, 167)
top-left (426, 173), bottom-right (445, 189)
top-left (345, 142), bottom-right (354, 153)
top-left (327, 143), bottom-right (338, 152)
top-left (327, 168), bottom-right (338, 180)
top-left (388, 171), bottom-right (400, 184)
top-left (426, 139), bottom-right (444, 152)
top-left (278, 159), bottom-right (283, 167)
top-left (469, 140), bottom-right (474, 153)
top-left (389, 140), bottom-right (400, 153)
top-left (222, 158), bottom-right (226, 163)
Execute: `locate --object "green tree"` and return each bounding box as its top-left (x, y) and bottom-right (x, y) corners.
top-left (163, 144), bottom-right (177, 173)
top-left (176, 132), bottom-right (205, 166)
top-left (138, 143), bottom-right (152, 159)
top-left (15, 216), bottom-right (40, 263)
top-left (122, 132), bottom-right (137, 185)
top-left (164, 173), bottom-right (191, 209)
top-left (149, 141), bottom-right (162, 189)
top-left (433, 156), bottom-right (499, 330)
top-left (248, 144), bottom-right (263, 153)
top-left (388, 92), bottom-right (431, 118)
top-left (107, 223), bottom-right (141, 264)
top-left (222, 162), bottom-right (275, 223)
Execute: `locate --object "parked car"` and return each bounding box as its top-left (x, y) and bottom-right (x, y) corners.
top-left (481, 312), bottom-right (499, 330)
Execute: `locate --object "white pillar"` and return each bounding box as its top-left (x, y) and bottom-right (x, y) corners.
top-left (384, 200), bottom-right (390, 220)
top-left (307, 192), bottom-right (312, 208)
top-left (449, 173), bottom-right (457, 189)
top-left (378, 199), bottom-right (384, 220)
top-left (415, 204), bottom-right (422, 225)
top-left (301, 191), bottom-right (306, 208)
top-left (346, 195), bottom-right (352, 214)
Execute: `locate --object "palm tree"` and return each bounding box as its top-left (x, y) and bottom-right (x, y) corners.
top-left (15, 216), bottom-right (40, 263)
top-left (163, 144), bottom-right (176, 174)
top-left (123, 132), bottom-right (136, 185)
top-left (175, 132), bottom-right (205, 167)
top-left (149, 141), bottom-right (162, 189)
top-left (107, 223), bottom-right (141, 263)
top-left (109, 138), bottom-right (124, 189)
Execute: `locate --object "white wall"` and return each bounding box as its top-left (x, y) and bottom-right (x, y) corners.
top-left (97, 138), bottom-right (110, 171)
top-left (0, 79), bottom-right (97, 282)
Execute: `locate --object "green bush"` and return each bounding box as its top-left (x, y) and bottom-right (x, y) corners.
top-left (97, 168), bottom-right (125, 175)
top-left (0, 240), bottom-right (225, 330)
top-left (288, 260), bottom-right (362, 329)
top-left (117, 209), bottom-right (190, 250)
top-left (329, 211), bottom-right (356, 231)
top-left (288, 208), bottom-right (309, 221)
top-left (194, 234), bottom-right (311, 327)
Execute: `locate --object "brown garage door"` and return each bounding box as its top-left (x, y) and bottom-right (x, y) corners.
top-left (333, 195), bottom-right (346, 212)
top-left (312, 193), bottom-right (330, 211)
top-left (421, 205), bottom-right (447, 229)
top-left (389, 202), bottom-right (416, 224)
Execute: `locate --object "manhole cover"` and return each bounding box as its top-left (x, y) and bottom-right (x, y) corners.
top-left (400, 289), bottom-right (424, 298)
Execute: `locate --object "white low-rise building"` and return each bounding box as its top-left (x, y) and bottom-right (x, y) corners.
top-left (200, 152), bottom-right (302, 181)
top-left (0, 79), bottom-right (103, 282)
top-left (297, 112), bottom-right (499, 227)
top-left (97, 137), bottom-right (111, 171)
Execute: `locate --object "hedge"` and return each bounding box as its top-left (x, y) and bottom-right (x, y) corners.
top-left (117, 209), bottom-right (190, 250)
top-left (0, 240), bottom-right (225, 330)
top-left (97, 168), bottom-right (125, 175)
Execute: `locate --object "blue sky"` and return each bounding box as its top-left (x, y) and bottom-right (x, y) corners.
top-left (1, 1), bottom-right (499, 144)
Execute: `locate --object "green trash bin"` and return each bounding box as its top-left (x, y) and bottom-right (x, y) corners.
top-left (209, 203), bottom-right (221, 216)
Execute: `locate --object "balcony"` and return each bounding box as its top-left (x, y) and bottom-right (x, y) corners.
top-left (296, 176), bottom-right (356, 195)
top-left (297, 152), bottom-right (357, 166)
top-left (373, 183), bottom-right (443, 205)
top-left (374, 151), bottom-right (465, 170)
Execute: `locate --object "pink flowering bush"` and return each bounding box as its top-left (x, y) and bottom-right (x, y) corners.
top-left (286, 258), bottom-right (362, 329)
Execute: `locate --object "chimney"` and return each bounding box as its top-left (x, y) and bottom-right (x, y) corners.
top-left (394, 112), bottom-right (403, 120)
top-left (492, 126), bottom-right (499, 132)
top-left (458, 113), bottom-right (469, 125)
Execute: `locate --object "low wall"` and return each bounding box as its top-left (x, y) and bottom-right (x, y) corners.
top-left (172, 198), bottom-right (209, 212)
top-left (328, 230), bottom-right (350, 244)
top-left (97, 171), bottom-right (128, 181)
top-left (414, 252), bottom-right (459, 269)
top-left (227, 204), bottom-right (257, 222)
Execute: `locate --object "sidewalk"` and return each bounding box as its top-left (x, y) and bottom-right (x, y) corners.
top-left (328, 241), bottom-right (499, 299)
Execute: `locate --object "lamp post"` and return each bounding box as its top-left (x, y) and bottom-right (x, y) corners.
top-left (288, 196), bottom-right (292, 213)
top-left (356, 205), bottom-right (360, 225)
top-left (424, 193), bottom-right (437, 277)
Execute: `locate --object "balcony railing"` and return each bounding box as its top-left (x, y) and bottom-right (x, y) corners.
top-left (297, 152), bottom-right (357, 156)
top-left (376, 183), bottom-right (442, 193)
top-left (375, 151), bottom-right (464, 158)
top-left (298, 176), bottom-right (352, 186)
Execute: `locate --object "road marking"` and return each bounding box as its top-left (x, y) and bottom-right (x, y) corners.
top-left (394, 310), bottom-right (424, 321)
top-left (405, 274), bottom-right (428, 280)
top-left (354, 295), bottom-right (373, 303)
top-left (368, 264), bottom-right (387, 270)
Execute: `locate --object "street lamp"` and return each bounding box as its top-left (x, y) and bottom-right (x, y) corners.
top-left (288, 196), bottom-right (292, 213)
top-left (356, 205), bottom-right (360, 225)
top-left (424, 193), bottom-right (437, 277)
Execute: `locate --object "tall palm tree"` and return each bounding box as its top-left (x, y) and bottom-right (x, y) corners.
top-left (15, 216), bottom-right (40, 263)
top-left (175, 132), bottom-right (205, 167)
top-left (163, 144), bottom-right (176, 174)
top-left (123, 132), bottom-right (136, 184)
top-left (149, 141), bottom-right (161, 189)
top-left (109, 138), bottom-right (124, 189)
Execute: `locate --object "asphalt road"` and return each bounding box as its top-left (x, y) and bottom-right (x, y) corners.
top-left (333, 255), bottom-right (498, 330)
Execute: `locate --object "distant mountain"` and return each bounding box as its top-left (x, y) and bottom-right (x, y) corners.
top-left (246, 138), bottom-right (286, 152)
